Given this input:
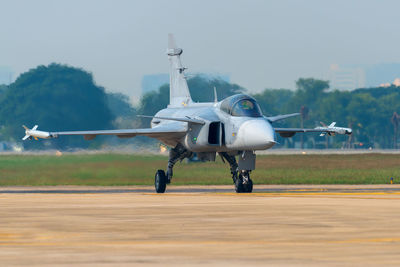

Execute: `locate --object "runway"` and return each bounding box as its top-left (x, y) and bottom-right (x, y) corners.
top-left (1, 185), bottom-right (400, 266)
top-left (2, 184), bottom-right (400, 194)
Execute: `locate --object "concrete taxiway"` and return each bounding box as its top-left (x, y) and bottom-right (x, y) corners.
top-left (1, 185), bottom-right (400, 266)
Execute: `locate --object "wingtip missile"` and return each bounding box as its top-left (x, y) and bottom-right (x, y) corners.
top-left (316, 122), bottom-right (352, 136)
top-left (22, 125), bottom-right (51, 140)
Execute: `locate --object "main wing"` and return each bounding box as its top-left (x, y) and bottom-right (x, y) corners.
top-left (22, 122), bottom-right (188, 142)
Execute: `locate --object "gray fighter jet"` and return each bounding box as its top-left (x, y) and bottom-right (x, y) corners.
top-left (22, 34), bottom-right (352, 193)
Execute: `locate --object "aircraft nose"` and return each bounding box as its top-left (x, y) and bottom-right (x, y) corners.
top-left (239, 119), bottom-right (276, 150)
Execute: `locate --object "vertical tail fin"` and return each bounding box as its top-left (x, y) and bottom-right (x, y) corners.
top-left (167, 34), bottom-right (192, 107)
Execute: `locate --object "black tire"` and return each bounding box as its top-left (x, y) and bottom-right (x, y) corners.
top-left (155, 170), bottom-right (167, 193)
top-left (245, 178), bottom-right (253, 193)
top-left (238, 173), bottom-right (253, 193)
top-left (235, 176), bottom-right (245, 193)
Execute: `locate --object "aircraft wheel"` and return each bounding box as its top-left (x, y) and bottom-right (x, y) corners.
top-left (235, 176), bottom-right (245, 193)
top-left (238, 172), bottom-right (253, 193)
top-left (155, 170), bottom-right (167, 193)
top-left (245, 178), bottom-right (253, 193)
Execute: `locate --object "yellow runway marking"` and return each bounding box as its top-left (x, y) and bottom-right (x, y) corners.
top-left (218, 191), bottom-right (400, 196)
top-left (211, 192), bottom-right (400, 200)
top-left (138, 191), bottom-right (400, 201)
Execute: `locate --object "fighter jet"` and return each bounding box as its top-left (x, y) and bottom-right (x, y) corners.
top-left (22, 34), bottom-right (352, 193)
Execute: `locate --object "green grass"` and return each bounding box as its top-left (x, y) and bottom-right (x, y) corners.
top-left (0, 153), bottom-right (399, 186)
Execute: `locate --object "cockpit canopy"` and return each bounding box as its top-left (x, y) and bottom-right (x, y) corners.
top-left (220, 94), bottom-right (263, 117)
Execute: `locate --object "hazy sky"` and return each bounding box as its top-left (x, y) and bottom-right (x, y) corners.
top-left (1, 0), bottom-right (400, 102)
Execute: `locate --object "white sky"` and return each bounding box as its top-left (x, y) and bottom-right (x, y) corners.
top-left (1, 0), bottom-right (400, 102)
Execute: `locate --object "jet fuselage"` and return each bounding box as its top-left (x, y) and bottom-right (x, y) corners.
top-left (151, 97), bottom-right (275, 153)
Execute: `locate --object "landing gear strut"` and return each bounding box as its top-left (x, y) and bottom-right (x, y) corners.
top-left (220, 152), bottom-right (253, 193)
top-left (219, 152), bottom-right (238, 183)
top-left (154, 143), bottom-right (192, 193)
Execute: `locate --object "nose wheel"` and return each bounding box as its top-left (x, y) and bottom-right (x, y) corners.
top-left (235, 171), bottom-right (253, 193)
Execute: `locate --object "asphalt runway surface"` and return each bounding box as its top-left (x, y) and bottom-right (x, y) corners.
top-left (2, 184), bottom-right (400, 194)
top-left (1, 185), bottom-right (400, 266)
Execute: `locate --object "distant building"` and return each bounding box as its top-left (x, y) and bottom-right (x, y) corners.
top-left (141, 73), bottom-right (230, 96)
top-left (379, 78), bottom-right (400, 88)
top-left (365, 63), bottom-right (400, 87)
top-left (327, 63), bottom-right (400, 90)
top-left (0, 66), bottom-right (13, 85)
top-left (328, 64), bottom-right (365, 91)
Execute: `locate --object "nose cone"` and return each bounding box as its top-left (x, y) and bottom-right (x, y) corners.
top-left (237, 119), bottom-right (276, 150)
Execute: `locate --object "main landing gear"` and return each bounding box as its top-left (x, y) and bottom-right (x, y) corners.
top-left (155, 170), bottom-right (167, 193)
top-left (154, 143), bottom-right (192, 193)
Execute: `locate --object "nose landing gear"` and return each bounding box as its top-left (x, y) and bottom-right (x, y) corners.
top-left (220, 152), bottom-right (254, 193)
top-left (234, 170), bottom-right (253, 193)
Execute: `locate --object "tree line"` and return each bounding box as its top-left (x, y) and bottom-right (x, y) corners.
top-left (0, 63), bottom-right (398, 150)
top-left (253, 79), bottom-right (400, 149)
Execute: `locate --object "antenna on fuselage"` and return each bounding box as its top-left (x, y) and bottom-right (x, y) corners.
top-left (213, 86), bottom-right (218, 103)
